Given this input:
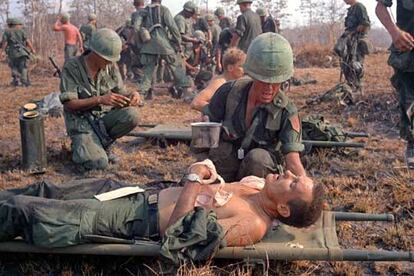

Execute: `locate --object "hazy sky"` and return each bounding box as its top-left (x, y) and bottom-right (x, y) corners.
top-left (165, 0), bottom-right (394, 28)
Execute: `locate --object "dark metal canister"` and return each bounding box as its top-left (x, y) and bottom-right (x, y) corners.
top-left (19, 111), bottom-right (47, 173)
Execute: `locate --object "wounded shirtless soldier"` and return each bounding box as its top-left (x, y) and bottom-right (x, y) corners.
top-left (0, 160), bottom-right (324, 262)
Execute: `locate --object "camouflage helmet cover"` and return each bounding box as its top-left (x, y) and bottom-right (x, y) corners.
top-left (214, 7), bottom-right (225, 16)
top-left (236, 0), bottom-right (253, 4)
top-left (183, 1), bottom-right (197, 13)
top-left (243, 33), bottom-right (294, 83)
top-left (60, 13), bottom-right (70, 23)
top-left (193, 30), bottom-right (206, 43)
top-left (256, 8), bottom-right (267, 17)
top-left (205, 13), bottom-right (215, 21)
top-left (89, 28), bottom-right (122, 62)
top-left (88, 13), bottom-right (97, 21)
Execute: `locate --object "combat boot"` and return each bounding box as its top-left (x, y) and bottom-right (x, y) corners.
top-left (406, 141), bottom-right (414, 169)
top-left (144, 89), bottom-right (153, 100)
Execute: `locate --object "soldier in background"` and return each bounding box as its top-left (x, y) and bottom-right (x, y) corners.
top-left (256, 8), bottom-right (280, 33)
top-left (130, 0), bottom-right (146, 83)
top-left (116, 19), bottom-right (134, 80)
top-left (205, 13), bottom-right (222, 73)
top-left (136, 0), bottom-right (191, 100)
top-left (59, 29), bottom-right (140, 171)
top-left (0, 18), bottom-right (35, 87)
top-left (376, 0), bottom-right (414, 168)
top-left (79, 13), bottom-right (97, 50)
top-left (215, 27), bottom-right (233, 73)
top-left (193, 7), bottom-right (212, 49)
top-left (214, 7), bottom-right (232, 30)
top-left (334, 0), bottom-right (370, 95)
top-left (53, 13), bottom-right (84, 60)
top-left (230, 0), bottom-right (262, 53)
top-left (174, 1), bottom-right (199, 61)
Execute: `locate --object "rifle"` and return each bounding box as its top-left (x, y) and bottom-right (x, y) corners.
top-left (48, 56), bottom-right (61, 78)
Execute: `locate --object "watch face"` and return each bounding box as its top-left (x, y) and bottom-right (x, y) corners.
top-left (187, 173), bottom-right (201, 183)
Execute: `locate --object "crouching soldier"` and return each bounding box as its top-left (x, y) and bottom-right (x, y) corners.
top-left (198, 33), bottom-right (306, 181)
top-left (59, 28), bottom-right (140, 170)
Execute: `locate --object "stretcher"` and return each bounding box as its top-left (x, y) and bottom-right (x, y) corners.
top-left (0, 211), bottom-right (412, 262)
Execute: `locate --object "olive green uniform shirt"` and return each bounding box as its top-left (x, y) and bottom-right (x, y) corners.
top-left (204, 80), bottom-right (304, 154)
top-left (234, 9), bottom-right (262, 53)
top-left (174, 11), bottom-right (193, 57)
top-left (377, 0), bottom-right (414, 35)
top-left (344, 2), bottom-right (370, 32)
top-left (2, 28), bottom-right (29, 58)
top-left (59, 54), bottom-right (127, 136)
top-left (136, 4), bottom-right (181, 55)
top-left (79, 23), bottom-right (96, 49)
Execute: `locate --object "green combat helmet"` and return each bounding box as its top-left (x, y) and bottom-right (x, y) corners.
top-left (236, 0), bottom-right (253, 4)
top-left (88, 13), bottom-right (97, 21)
top-left (183, 1), bottom-right (197, 14)
top-left (256, 8), bottom-right (266, 17)
top-left (243, 33), bottom-right (293, 83)
top-left (205, 13), bottom-right (215, 21)
top-left (194, 30), bottom-right (206, 43)
top-left (89, 28), bottom-right (122, 62)
top-left (61, 13), bottom-right (70, 23)
top-left (9, 18), bottom-right (23, 26)
top-left (214, 7), bottom-right (225, 17)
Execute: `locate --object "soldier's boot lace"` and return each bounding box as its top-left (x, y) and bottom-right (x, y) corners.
top-left (406, 141), bottom-right (414, 169)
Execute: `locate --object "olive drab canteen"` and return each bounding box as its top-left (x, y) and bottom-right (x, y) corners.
top-left (236, 0), bottom-right (253, 4)
top-left (183, 1), bottom-right (197, 13)
top-left (214, 7), bottom-right (225, 16)
top-left (256, 8), bottom-right (266, 17)
top-left (89, 28), bottom-right (122, 62)
top-left (88, 13), bottom-right (97, 21)
top-left (194, 30), bottom-right (206, 43)
top-left (243, 33), bottom-right (294, 83)
top-left (61, 13), bottom-right (70, 23)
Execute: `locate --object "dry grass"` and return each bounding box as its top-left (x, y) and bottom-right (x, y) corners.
top-left (0, 52), bottom-right (413, 274)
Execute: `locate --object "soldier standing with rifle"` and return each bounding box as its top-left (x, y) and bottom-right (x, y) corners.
top-left (59, 28), bottom-right (140, 171)
top-left (214, 7), bottom-right (232, 30)
top-left (334, 0), bottom-right (370, 95)
top-left (136, 0), bottom-right (191, 100)
top-left (256, 8), bottom-right (280, 34)
top-left (0, 18), bottom-right (35, 87)
top-left (376, 0), bottom-right (414, 168)
top-left (79, 13), bottom-right (97, 50)
top-left (230, 0), bottom-right (262, 53)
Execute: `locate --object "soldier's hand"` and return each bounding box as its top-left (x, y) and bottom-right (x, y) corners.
top-left (98, 93), bottom-right (131, 108)
top-left (129, 91), bottom-right (141, 106)
top-left (392, 29), bottom-right (414, 52)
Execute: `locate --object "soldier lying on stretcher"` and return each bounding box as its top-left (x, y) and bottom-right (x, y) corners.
top-left (0, 160), bottom-right (324, 262)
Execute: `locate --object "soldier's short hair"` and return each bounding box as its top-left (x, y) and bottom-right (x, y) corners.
top-left (223, 47), bottom-right (246, 70)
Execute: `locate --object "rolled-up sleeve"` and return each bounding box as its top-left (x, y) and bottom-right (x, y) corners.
top-left (59, 67), bottom-right (79, 104)
top-left (175, 16), bottom-right (186, 35)
top-left (279, 110), bottom-right (304, 154)
top-left (377, 0), bottom-right (393, 7)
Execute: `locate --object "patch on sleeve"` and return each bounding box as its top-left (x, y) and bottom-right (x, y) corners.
top-left (289, 115), bottom-right (301, 133)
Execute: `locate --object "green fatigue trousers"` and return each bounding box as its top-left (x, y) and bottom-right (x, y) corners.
top-left (8, 56), bottom-right (29, 86)
top-left (138, 54), bottom-right (190, 94)
top-left (391, 71), bottom-right (414, 142)
top-left (64, 44), bottom-right (78, 61)
top-left (0, 179), bottom-right (154, 247)
top-left (196, 141), bottom-right (281, 182)
top-left (71, 107), bottom-right (139, 170)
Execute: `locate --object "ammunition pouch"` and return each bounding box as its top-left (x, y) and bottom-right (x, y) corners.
top-left (388, 45), bottom-right (414, 72)
top-left (302, 115), bottom-right (347, 142)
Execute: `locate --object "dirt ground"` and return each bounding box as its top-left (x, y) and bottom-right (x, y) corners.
top-left (0, 52), bottom-right (413, 275)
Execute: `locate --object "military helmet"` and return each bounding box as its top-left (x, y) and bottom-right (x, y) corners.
top-left (8, 18), bottom-right (23, 26)
top-left (60, 13), bottom-right (70, 23)
top-left (194, 30), bottom-right (206, 43)
top-left (133, 0), bottom-right (145, 5)
top-left (243, 33), bottom-right (294, 83)
top-left (88, 13), bottom-right (97, 21)
top-left (205, 13), bottom-right (215, 21)
top-left (256, 8), bottom-right (266, 17)
top-left (194, 7), bottom-right (201, 16)
top-left (236, 0), bottom-right (253, 4)
top-left (89, 28), bottom-right (122, 62)
top-left (214, 7), bottom-right (225, 17)
top-left (183, 1), bottom-right (197, 14)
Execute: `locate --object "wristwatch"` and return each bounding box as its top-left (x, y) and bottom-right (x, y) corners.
top-left (182, 173), bottom-right (203, 184)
